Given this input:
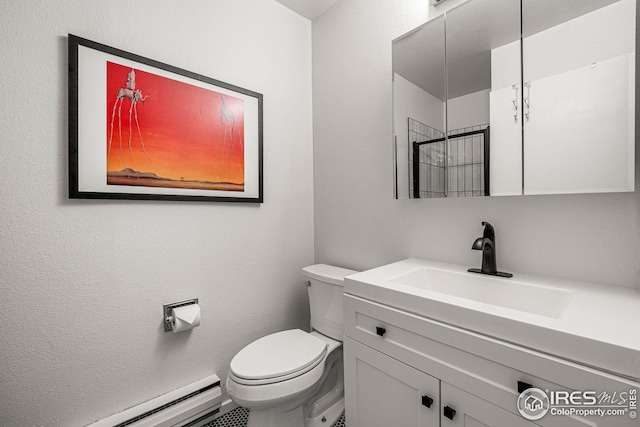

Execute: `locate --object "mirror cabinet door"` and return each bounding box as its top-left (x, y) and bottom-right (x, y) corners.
top-left (393, 16), bottom-right (446, 199)
top-left (522, 0), bottom-right (635, 195)
top-left (446, 0), bottom-right (521, 197)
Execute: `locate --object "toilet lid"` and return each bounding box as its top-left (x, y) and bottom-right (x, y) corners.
top-left (230, 329), bottom-right (328, 381)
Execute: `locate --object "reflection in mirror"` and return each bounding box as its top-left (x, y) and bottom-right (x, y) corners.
top-left (393, 15), bottom-right (445, 199)
top-left (393, 0), bottom-right (635, 199)
top-left (522, 0), bottom-right (635, 195)
top-left (446, 0), bottom-right (521, 197)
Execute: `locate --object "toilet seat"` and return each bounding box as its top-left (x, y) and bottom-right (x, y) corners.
top-left (229, 329), bottom-right (328, 386)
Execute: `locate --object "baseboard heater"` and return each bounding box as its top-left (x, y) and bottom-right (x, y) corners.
top-left (89, 374), bottom-right (222, 427)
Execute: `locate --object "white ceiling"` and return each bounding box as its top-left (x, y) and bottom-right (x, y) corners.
top-left (274, 0), bottom-right (339, 20)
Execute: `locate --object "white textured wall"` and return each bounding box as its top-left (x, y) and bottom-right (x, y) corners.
top-left (312, 0), bottom-right (640, 289)
top-left (0, 1), bottom-right (313, 425)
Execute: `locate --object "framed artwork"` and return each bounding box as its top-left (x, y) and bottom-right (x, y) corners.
top-left (68, 34), bottom-right (263, 203)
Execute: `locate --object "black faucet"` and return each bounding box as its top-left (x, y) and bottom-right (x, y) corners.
top-left (468, 222), bottom-right (512, 278)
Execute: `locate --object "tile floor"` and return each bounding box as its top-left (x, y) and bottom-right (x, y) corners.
top-left (207, 407), bottom-right (346, 427)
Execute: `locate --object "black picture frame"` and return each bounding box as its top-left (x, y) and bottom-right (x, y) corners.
top-left (68, 34), bottom-right (263, 203)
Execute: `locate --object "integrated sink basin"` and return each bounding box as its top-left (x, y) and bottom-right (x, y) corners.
top-left (344, 258), bottom-right (640, 381)
top-left (388, 267), bottom-right (572, 318)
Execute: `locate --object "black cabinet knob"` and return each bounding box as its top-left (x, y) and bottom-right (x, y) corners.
top-left (421, 395), bottom-right (434, 408)
top-left (517, 381), bottom-right (533, 393)
top-left (376, 326), bottom-right (386, 337)
top-left (443, 406), bottom-right (456, 420)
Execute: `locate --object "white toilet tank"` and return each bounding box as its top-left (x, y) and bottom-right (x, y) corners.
top-left (302, 264), bottom-right (358, 341)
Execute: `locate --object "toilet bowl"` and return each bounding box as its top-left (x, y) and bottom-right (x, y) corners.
top-left (226, 330), bottom-right (343, 426)
top-left (226, 264), bottom-right (356, 427)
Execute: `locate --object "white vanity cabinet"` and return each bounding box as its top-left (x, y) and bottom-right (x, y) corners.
top-left (345, 337), bottom-right (535, 427)
top-left (343, 293), bottom-right (638, 427)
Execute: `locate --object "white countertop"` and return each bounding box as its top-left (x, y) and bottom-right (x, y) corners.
top-left (344, 258), bottom-right (640, 381)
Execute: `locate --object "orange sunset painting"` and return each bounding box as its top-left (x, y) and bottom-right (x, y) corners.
top-left (106, 62), bottom-right (245, 191)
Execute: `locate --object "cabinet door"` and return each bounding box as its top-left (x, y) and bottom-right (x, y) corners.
top-left (344, 337), bottom-right (440, 427)
top-left (522, 54), bottom-right (634, 195)
top-left (489, 84), bottom-right (523, 196)
top-left (441, 382), bottom-right (537, 427)
top-left (521, 0), bottom-right (635, 195)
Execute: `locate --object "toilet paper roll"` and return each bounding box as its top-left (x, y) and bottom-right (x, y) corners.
top-left (171, 304), bottom-right (201, 333)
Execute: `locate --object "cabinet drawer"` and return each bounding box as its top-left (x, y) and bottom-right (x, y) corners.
top-left (344, 294), bottom-right (638, 427)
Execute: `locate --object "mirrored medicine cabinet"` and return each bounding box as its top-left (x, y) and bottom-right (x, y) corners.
top-left (393, 0), bottom-right (636, 199)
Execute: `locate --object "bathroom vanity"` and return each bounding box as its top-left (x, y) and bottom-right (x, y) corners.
top-left (343, 259), bottom-right (640, 426)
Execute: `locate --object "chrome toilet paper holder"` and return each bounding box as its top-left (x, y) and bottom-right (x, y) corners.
top-left (163, 298), bottom-right (199, 332)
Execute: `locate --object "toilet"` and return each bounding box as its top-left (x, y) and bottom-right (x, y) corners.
top-left (226, 264), bottom-right (357, 427)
